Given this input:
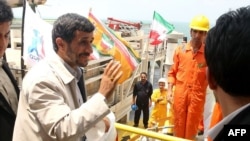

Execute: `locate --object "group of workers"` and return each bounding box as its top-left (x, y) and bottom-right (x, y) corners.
top-left (132, 72), bottom-right (171, 130)
top-left (131, 13), bottom-right (222, 140)
top-left (132, 6), bottom-right (250, 141)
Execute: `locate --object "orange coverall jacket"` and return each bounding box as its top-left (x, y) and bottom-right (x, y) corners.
top-left (168, 42), bottom-right (208, 139)
top-left (207, 102), bottom-right (223, 141)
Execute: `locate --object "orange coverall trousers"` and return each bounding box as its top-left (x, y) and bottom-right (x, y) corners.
top-left (173, 85), bottom-right (206, 139)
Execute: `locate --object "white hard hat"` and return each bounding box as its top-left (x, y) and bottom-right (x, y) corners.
top-left (85, 112), bottom-right (117, 141)
top-left (158, 78), bottom-right (166, 83)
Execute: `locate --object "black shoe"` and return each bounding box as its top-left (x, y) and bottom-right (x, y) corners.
top-left (198, 130), bottom-right (204, 135)
top-left (166, 133), bottom-right (173, 136)
top-left (144, 125), bottom-right (148, 129)
top-left (133, 124), bottom-right (138, 127)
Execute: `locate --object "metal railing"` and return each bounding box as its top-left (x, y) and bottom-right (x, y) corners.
top-left (115, 123), bottom-right (191, 141)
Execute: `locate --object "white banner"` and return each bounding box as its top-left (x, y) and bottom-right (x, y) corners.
top-left (23, 2), bottom-right (54, 68)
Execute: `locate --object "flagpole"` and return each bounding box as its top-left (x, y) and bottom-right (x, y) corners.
top-left (148, 11), bottom-right (155, 85)
top-left (89, 7), bottom-right (92, 13)
top-left (142, 36), bottom-right (150, 73)
top-left (21, 0), bottom-right (27, 78)
top-left (146, 39), bottom-right (150, 73)
top-left (149, 44), bottom-right (157, 86)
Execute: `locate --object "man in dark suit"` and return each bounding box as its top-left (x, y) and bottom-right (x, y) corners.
top-left (0, 1), bottom-right (20, 141)
top-left (205, 5), bottom-right (250, 141)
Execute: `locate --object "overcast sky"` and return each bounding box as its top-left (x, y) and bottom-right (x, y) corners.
top-left (12, 0), bottom-right (250, 24)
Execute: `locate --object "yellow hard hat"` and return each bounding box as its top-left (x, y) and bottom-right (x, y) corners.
top-left (190, 15), bottom-right (210, 31)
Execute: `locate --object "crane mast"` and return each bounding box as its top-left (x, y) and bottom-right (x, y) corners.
top-left (107, 17), bottom-right (142, 37)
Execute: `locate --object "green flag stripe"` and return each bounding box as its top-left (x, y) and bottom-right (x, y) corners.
top-left (154, 11), bottom-right (174, 31)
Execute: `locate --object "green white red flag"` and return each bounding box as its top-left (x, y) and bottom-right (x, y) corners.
top-left (88, 12), bottom-right (141, 84)
top-left (149, 11), bottom-right (174, 45)
top-left (100, 33), bottom-right (114, 54)
top-left (89, 45), bottom-right (101, 60)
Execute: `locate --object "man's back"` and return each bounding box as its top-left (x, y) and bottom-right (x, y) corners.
top-left (205, 6), bottom-right (250, 141)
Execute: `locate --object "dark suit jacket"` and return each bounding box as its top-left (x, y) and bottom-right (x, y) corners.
top-left (214, 105), bottom-right (250, 141)
top-left (0, 61), bottom-right (20, 141)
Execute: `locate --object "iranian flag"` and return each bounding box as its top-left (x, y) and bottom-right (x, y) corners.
top-left (88, 11), bottom-right (141, 84)
top-left (100, 33), bottom-right (114, 50)
top-left (149, 11), bottom-right (174, 45)
top-left (89, 45), bottom-right (101, 60)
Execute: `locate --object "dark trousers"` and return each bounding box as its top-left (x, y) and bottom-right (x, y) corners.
top-left (134, 105), bottom-right (149, 127)
top-left (82, 136), bottom-right (86, 141)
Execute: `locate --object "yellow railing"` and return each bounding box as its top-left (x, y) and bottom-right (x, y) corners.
top-left (115, 123), bottom-right (192, 141)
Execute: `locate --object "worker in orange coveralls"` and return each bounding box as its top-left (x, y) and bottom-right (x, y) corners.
top-left (207, 98), bottom-right (223, 141)
top-left (149, 78), bottom-right (168, 127)
top-left (209, 102), bottom-right (222, 129)
top-left (167, 15), bottom-right (210, 140)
